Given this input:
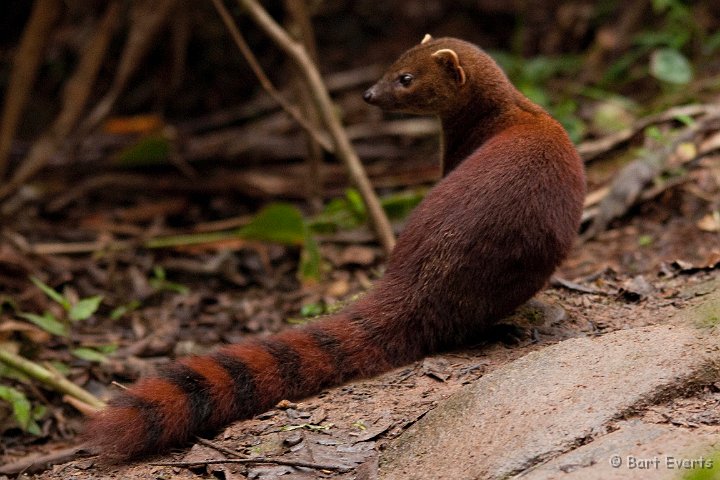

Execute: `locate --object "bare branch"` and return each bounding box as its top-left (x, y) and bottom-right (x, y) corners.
top-left (0, 348), bottom-right (106, 410)
top-left (581, 106), bottom-right (720, 240)
top-left (76, 0), bottom-right (178, 136)
top-left (0, 0), bottom-right (62, 180)
top-left (285, 0), bottom-right (325, 210)
top-left (209, 0), bottom-right (332, 152)
top-left (0, 2), bottom-right (122, 200)
top-left (234, 0), bottom-right (396, 254)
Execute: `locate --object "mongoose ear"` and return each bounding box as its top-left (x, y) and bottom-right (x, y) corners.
top-left (421, 33), bottom-right (433, 44)
top-left (432, 48), bottom-right (466, 85)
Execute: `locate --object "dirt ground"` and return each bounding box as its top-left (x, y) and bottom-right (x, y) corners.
top-left (1, 154), bottom-right (718, 478)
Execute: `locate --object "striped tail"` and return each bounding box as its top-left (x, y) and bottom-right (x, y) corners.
top-left (85, 304), bottom-right (414, 459)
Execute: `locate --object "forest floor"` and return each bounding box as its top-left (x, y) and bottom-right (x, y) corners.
top-left (0, 145), bottom-right (718, 479)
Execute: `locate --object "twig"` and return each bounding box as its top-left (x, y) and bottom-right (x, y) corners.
top-left (175, 64), bottom-right (383, 134)
top-left (0, 348), bottom-right (106, 410)
top-left (63, 394), bottom-right (100, 416)
top-left (195, 437), bottom-right (243, 457)
top-left (0, 1), bottom-right (121, 200)
top-left (550, 276), bottom-right (600, 294)
top-left (234, 0), bottom-right (396, 254)
top-left (151, 457), bottom-right (349, 472)
top-left (576, 104), bottom-right (717, 161)
top-left (30, 239), bottom-right (134, 256)
top-left (210, 0), bottom-right (332, 153)
top-left (0, 445), bottom-right (88, 476)
top-left (346, 118), bottom-right (439, 140)
top-left (582, 107), bottom-right (720, 240)
top-left (76, 0), bottom-right (178, 136)
top-left (285, 0), bottom-right (325, 210)
top-left (0, 0), bottom-right (62, 180)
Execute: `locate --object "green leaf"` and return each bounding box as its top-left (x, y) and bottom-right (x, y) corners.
top-left (150, 278), bottom-right (189, 294)
top-left (17, 312), bottom-right (67, 337)
top-left (71, 347), bottom-right (109, 364)
top-left (299, 232), bottom-right (321, 282)
top-left (27, 404), bottom-right (47, 435)
top-left (30, 277), bottom-right (70, 310)
top-left (0, 361), bottom-right (31, 383)
top-left (0, 295), bottom-right (18, 314)
top-left (116, 135), bottom-right (171, 167)
top-left (345, 189), bottom-right (366, 218)
top-left (25, 419), bottom-right (42, 436)
top-left (381, 189), bottom-right (426, 220)
top-left (239, 203), bottom-right (306, 245)
top-left (149, 267), bottom-right (189, 294)
top-left (152, 265), bottom-right (167, 281)
top-left (94, 343), bottom-right (118, 354)
top-left (638, 235), bottom-right (654, 247)
top-left (645, 125), bottom-right (664, 141)
top-left (649, 48), bottom-right (693, 84)
top-left (110, 300), bottom-right (141, 320)
top-left (68, 295), bottom-right (103, 322)
top-left (0, 385), bottom-right (33, 432)
top-left (49, 361), bottom-right (71, 376)
top-left (300, 302), bottom-right (325, 318)
top-left (674, 114), bottom-right (695, 127)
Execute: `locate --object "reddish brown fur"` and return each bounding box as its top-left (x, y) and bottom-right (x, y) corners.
top-left (220, 342), bottom-right (284, 406)
top-left (85, 36), bottom-right (585, 459)
top-left (179, 356), bottom-right (235, 426)
top-left (273, 330), bottom-right (338, 390)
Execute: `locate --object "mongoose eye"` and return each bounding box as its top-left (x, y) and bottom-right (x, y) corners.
top-left (398, 73), bottom-right (414, 87)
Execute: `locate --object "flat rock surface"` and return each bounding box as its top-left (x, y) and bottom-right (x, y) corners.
top-left (379, 287), bottom-right (720, 480)
top-left (522, 420), bottom-right (720, 479)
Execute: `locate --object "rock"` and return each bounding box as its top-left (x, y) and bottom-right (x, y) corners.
top-left (523, 420), bottom-right (720, 479)
top-left (379, 282), bottom-right (720, 480)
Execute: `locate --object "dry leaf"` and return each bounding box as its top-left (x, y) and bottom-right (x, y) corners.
top-left (697, 211), bottom-right (720, 232)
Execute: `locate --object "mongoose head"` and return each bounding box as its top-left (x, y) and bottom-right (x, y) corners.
top-left (364, 35), bottom-right (512, 117)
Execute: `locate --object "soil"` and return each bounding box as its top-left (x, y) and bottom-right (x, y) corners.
top-left (1, 153), bottom-right (718, 478)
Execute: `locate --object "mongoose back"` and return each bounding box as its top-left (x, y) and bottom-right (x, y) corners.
top-left (86, 35), bottom-right (585, 459)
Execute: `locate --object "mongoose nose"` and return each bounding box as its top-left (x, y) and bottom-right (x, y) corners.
top-left (363, 87), bottom-right (375, 104)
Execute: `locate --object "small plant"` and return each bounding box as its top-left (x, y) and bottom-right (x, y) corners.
top-left (15, 277), bottom-right (117, 364)
top-left (18, 277), bottom-right (103, 339)
top-left (638, 234), bottom-right (654, 247)
top-left (604, 0), bottom-right (700, 89)
top-left (0, 277), bottom-right (112, 434)
top-left (149, 266), bottom-right (189, 294)
top-left (0, 385), bottom-right (46, 435)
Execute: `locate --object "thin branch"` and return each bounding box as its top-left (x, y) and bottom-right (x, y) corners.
top-left (0, 1), bottom-right (121, 200)
top-left (0, 445), bottom-right (87, 476)
top-left (195, 437), bottom-right (244, 457)
top-left (234, 0), bottom-right (396, 254)
top-left (285, 0), bottom-right (325, 211)
top-left (0, 348), bottom-right (106, 410)
top-left (0, 0), bottom-right (62, 180)
top-left (577, 104), bottom-right (717, 161)
top-left (76, 0), bottom-right (178, 136)
top-left (151, 457), bottom-right (350, 472)
top-left (210, 0), bottom-right (332, 152)
top-left (581, 107), bottom-right (720, 240)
